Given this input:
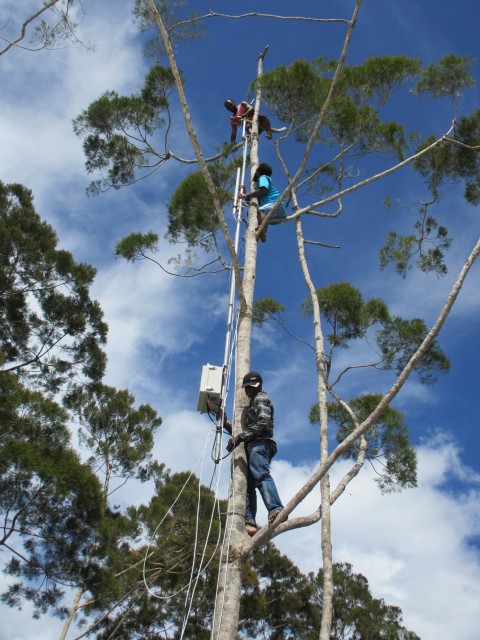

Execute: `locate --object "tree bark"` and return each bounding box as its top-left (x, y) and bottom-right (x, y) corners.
top-left (59, 588), bottom-right (83, 640)
top-left (295, 216), bottom-right (334, 640)
top-left (210, 48), bottom-right (268, 640)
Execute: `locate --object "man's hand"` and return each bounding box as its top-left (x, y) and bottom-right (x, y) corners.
top-left (226, 435), bottom-right (241, 453)
top-left (223, 414), bottom-right (232, 435)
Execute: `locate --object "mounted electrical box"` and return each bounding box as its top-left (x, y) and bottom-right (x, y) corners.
top-left (197, 364), bottom-right (223, 414)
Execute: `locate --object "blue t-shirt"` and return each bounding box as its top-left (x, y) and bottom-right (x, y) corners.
top-left (258, 175), bottom-right (280, 207)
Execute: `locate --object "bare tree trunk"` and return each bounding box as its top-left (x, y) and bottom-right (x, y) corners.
top-left (295, 216), bottom-right (334, 639)
top-left (209, 224), bottom-right (258, 637)
top-left (59, 588), bottom-right (83, 640)
top-left (211, 48), bottom-right (268, 640)
top-left (319, 473), bottom-right (333, 640)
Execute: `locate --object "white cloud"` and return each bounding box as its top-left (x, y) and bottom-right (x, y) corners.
top-left (1, 2), bottom-right (142, 191)
top-left (2, 433), bottom-right (478, 640)
top-left (90, 249), bottom-right (230, 408)
top-left (0, 604), bottom-right (63, 640)
top-left (270, 436), bottom-right (480, 640)
top-left (108, 409), bottom-right (229, 510)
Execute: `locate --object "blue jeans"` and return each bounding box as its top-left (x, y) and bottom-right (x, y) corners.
top-left (260, 202), bottom-right (286, 224)
top-left (245, 439), bottom-right (283, 525)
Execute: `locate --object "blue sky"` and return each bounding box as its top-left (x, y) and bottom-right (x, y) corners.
top-left (1, 1), bottom-right (480, 639)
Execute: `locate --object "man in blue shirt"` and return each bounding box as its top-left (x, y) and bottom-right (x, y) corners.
top-left (226, 371), bottom-right (284, 535)
top-left (239, 163), bottom-right (286, 242)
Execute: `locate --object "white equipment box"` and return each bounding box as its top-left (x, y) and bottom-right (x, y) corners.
top-left (197, 364), bottom-right (223, 414)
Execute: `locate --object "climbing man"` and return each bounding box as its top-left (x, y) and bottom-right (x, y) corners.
top-left (226, 371), bottom-right (284, 536)
top-left (224, 98), bottom-right (273, 143)
top-left (238, 162), bottom-right (286, 242)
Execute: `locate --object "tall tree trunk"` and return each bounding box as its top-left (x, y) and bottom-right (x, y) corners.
top-left (211, 48), bottom-right (268, 640)
top-left (295, 217), bottom-right (334, 639)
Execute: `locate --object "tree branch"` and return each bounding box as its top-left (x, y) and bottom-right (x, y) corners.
top-left (145, 0), bottom-right (246, 312)
top-left (252, 235), bottom-right (480, 542)
top-left (0, 1), bottom-right (62, 55)
top-left (289, 125), bottom-right (456, 219)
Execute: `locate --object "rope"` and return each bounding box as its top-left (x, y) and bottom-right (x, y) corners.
top-left (142, 430), bottom-right (215, 601)
top-left (141, 427), bottom-right (228, 636)
top-left (179, 459), bottom-right (222, 636)
top-left (210, 117), bottom-right (250, 639)
top-left (143, 118), bottom-right (249, 638)
top-left (210, 320), bottom-right (240, 639)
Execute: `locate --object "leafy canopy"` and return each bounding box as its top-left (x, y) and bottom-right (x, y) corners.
top-left (259, 55), bottom-right (421, 154)
top-left (414, 109), bottom-right (480, 205)
top-left (166, 158), bottom-right (240, 250)
top-left (65, 383), bottom-right (163, 489)
top-left (314, 394), bottom-right (417, 493)
top-left (302, 281), bottom-right (450, 382)
top-left (0, 181), bottom-right (107, 391)
top-left (0, 370), bottom-right (104, 617)
top-left (301, 281), bottom-right (389, 349)
top-left (73, 65), bottom-right (175, 194)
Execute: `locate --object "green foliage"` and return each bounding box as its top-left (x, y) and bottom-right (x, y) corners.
top-left (257, 59), bottom-right (328, 129)
top-left (82, 471), bottom-right (221, 638)
top-left (0, 369), bottom-right (160, 621)
top-left (414, 109), bottom-right (480, 205)
top-left (140, 64), bottom-right (177, 107)
top-left (252, 297), bottom-right (285, 325)
top-left (338, 55), bottom-right (421, 103)
top-left (379, 212), bottom-right (451, 277)
top-left (73, 470), bottom-right (418, 639)
top-left (115, 231), bottom-right (160, 262)
top-left (133, 0), bottom-right (206, 59)
top-left (380, 231), bottom-right (418, 276)
top-left (377, 316), bottom-right (450, 383)
top-left (259, 54), bottom-right (476, 280)
top-left (166, 158), bottom-right (239, 249)
top-left (0, 371), bottom-right (104, 617)
top-left (259, 56), bottom-right (419, 156)
top-left (241, 552), bottom-right (420, 639)
top-left (64, 383), bottom-right (162, 491)
top-left (5, 1), bottom-right (86, 55)
top-left (313, 563), bottom-right (421, 639)
top-left (302, 281), bottom-right (449, 383)
top-left (241, 543), bottom-right (319, 638)
top-left (0, 184), bottom-right (166, 621)
top-left (73, 65), bottom-right (175, 194)
top-left (0, 181), bottom-right (107, 391)
top-left (401, 105), bottom-right (480, 277)
top-left (302, 281), bottom-right (389, 349)
top-left (414, 54), bottom-right (475, 99)
top-left (313, 394), bottom-right (417, 492)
